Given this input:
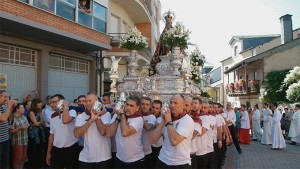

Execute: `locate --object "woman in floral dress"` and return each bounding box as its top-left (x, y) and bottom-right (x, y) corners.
top-left (10, 103), bottom-right (29, 169)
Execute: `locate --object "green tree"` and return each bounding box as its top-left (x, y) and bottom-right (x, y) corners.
top-left (260, 69), bottom-right (290, 103)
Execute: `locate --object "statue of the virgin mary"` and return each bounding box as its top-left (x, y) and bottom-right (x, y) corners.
top-left (150, 10), bottom-right (174, 68)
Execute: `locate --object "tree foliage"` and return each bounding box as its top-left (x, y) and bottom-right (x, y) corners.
top-left (260, 69), bottom-right (291, 103)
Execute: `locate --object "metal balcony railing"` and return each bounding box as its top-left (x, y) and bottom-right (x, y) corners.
top-left (108, 32), bottom-right (152, 59)
top-left (108, 33), bottom-right (127, 47)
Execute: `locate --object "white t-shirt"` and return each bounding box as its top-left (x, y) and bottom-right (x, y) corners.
top-left (152, 117), bottom-right (164, 148)
top-left (191, 122), bottom-right (201, 154)
top-left (196, 115), bottom-right (213, 156)
top-left (50, 110), bottom-right (78, 148)
top-left (142, 114), bottom-right (156, 155)
top-left (216, 114), bottom-right (225, 130)
top-left (75, 112), bottom-right (111, 163)
top-left (158, 114), bottom-right (194, 166)
top-left (209, 115), bottom-right (218, 143)
top-left (116, 117), bottom-right (145, 163)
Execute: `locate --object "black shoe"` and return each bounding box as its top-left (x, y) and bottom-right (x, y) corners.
top-left (271, 148), bottom-right (279, 150)
top-left (238, 150), bottom-right (242, 154)
top-left (251, 139), bottom-right (257, 141)
top-left (290, 141), bottom-right (296, 145)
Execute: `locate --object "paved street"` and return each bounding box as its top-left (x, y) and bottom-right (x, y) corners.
top-left (223, 140), bottom-right (300, 169)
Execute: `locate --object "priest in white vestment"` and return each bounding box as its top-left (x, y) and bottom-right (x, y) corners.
top-left (271, 103), bottom-right (286, 149)
top-left (261, 103), bottom-right (272, 145)
top-left (252, 105), bottom-right (262, 141)
top-left (288, 104), bottom-right (300, 145)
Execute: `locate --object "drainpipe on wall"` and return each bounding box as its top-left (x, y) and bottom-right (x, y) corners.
top-left (96, 51), bottom-right (103, 96)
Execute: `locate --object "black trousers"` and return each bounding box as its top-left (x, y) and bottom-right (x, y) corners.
top-left (110, 152), bottom-right (116, 169)
top-left (0, 140), bottom-right (10, 169)
top-left (114, 157), bottom-right (145, 169)
top-left (228, 125), bottom-right (242, 152)
top-left (150, 146), bottom-right (161, 168)
top-left (197, 152), bottom-right (214, 169)
top-left (190, 153), bottom-right (197, 169)
top-left (213, 143), bottom-right (222, 169)
top-left (79, 158), bottom-right (111, 169)
top-left (27, 138), bottom-right (43, 169)
top-left (44, 127), bottom-right (50, 168)
top-left (51, 143), bottom-right (79, 169)
top-left (155, 159), bottom-right (191, 169)
top-left (221, 139), bottom-right (227, 164)
top-left (144, 153), bottom-right (152, 169)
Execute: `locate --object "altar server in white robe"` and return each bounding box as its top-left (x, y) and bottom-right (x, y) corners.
top-left (271, 102), bottom-right (286, 149)
top-left (289, 104), bottom-right (300, 145)
top-left (252, 104), bottom-right (262, 141)
top-left (261, 103), bottom-right (272, 145)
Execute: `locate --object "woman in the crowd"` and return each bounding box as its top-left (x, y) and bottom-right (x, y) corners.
top-left (10, 103), bottom-right (29, 169)
top-left (27, 98), bottom-right (45, 168)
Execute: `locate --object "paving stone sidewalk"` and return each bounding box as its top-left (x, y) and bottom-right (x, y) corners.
top-left (223, 140), bottom-right (300, 169)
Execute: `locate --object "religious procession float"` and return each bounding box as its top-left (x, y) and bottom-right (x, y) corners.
top-left (109, 11), bottom-right (206, 103)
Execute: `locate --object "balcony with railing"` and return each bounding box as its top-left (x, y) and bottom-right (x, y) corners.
top-left (108, 33), bottom-right (152, 60)
top-left (109, 33), bottom-right (127, 47)
top-left (226, 80), bottom-right (260, 97)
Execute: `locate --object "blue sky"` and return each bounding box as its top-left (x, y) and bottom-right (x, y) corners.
top-left (159, 0), bottom-right (300, 64)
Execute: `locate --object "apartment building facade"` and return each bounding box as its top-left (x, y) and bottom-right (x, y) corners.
top-left (0, 0), bottom-right (161, 101)
top-left (222, 14), bottom-right (300, 108)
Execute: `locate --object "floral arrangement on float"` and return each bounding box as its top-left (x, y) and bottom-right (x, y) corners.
top-left (119, 27), bottom-right (149, 50)
top-left (161, 22), bottom-right (191, 49)
top-left (190, 47), bottom-right (205, 84)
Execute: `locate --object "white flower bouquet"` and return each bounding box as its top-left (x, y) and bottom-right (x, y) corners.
top-left (190, 47), bottom-right (205, 84)
top-left (283, 66), bottom-right (300, 85)
top-left (286, 81), bottom-right (300, 102)
top-left (161, 22), bottom-right (191, 49)
top-left (119, 27), bottom-right (149, 50)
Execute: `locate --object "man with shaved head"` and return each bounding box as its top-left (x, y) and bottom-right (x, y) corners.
top-left (74, 92), bottom-right (112, 168)
top-left (150, 95), bottom-right (194, 168)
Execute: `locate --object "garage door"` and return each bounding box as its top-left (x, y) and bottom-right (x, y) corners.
top-left (48, 54), bottom-right (89, 102)
top-left (0, 43), bottom-right (37, 102)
